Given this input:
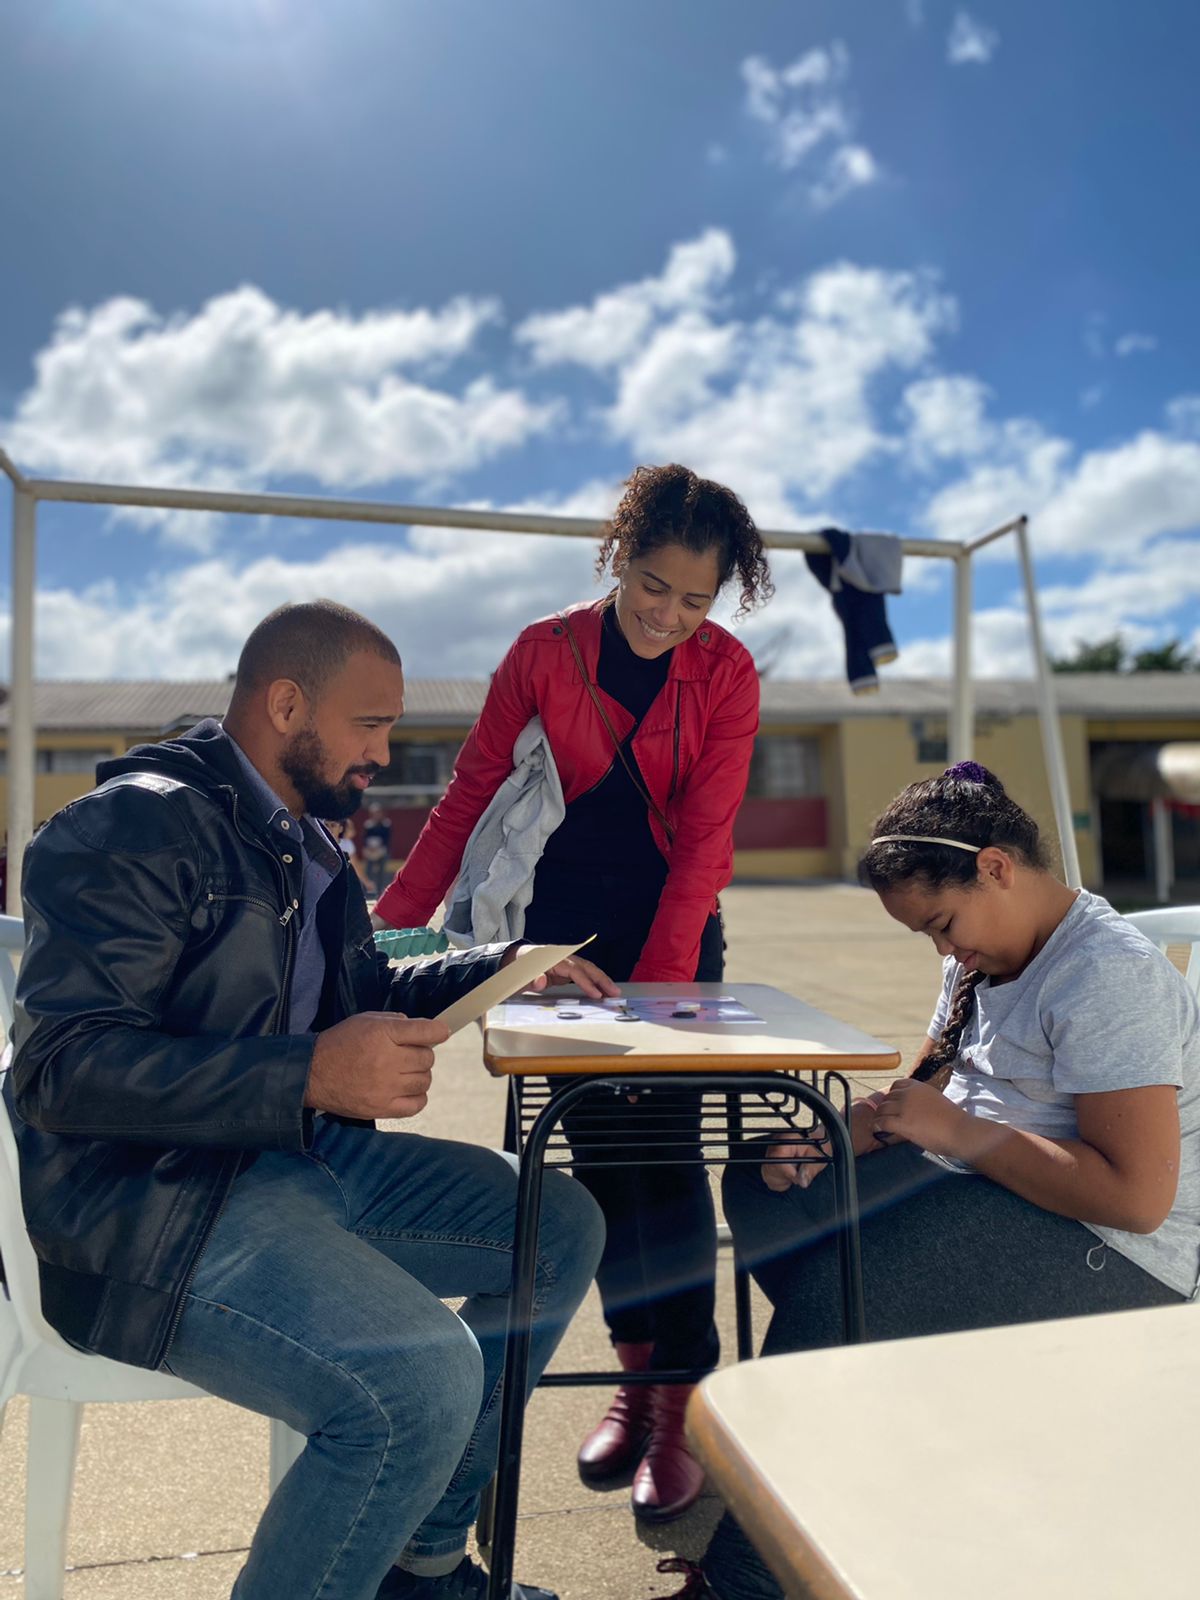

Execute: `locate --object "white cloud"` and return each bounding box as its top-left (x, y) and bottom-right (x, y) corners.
top-left (608, 314), bottom-right (741, 443)
top-left (1114, 331), bottom-right (1158, 357)
top-left (947, 12), bottom-right (1000, 65)
top-left (1079, 384), bottom-right (1106, 411)
top-left (921, 400), bottom-right (1200, 558)
top-left (0, 485), bottom-right (621, 682)
top-left (516, 238), bottom-right (958, 523)
top-left (740, 44), bottom-right (880, 207)
top-left (7, 474), bottom-right (847, 685)
top-left (1167, 395), bottom-right (1200, 437)
top-left (1038, 432), bottom-right (1200, 553)
top-left (5, 287), bottom-right (560, 546)
top-left (922, 424), bottom-right (1071, 543)
top-left (903, 539), bottom-right (1200, 678)
top-left (514, 229), bottom-right (735, 371)
top-left (608, 259), bottom-right (956, 520)
top-left (810, 144), bottom-right (881, 209)
top-left (901, 375), bottom-right (994, 467)
top-left (1037, 539), bottom-right (1200, 623)
top-left (8, 232), bottom-right (1200, 687)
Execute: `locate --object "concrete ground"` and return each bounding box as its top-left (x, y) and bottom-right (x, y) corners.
top-left (0, 884), bottom-right (943, 1599)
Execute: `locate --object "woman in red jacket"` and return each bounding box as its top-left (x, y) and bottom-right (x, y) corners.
top-left (376, 463), bottom-right (772, 1523)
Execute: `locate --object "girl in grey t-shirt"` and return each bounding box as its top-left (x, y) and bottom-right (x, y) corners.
top-left (662, 760), bottom-right (1197, 1600)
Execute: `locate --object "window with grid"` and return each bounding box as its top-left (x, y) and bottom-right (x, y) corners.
top-left (747, 737), bottom-right (822, 798)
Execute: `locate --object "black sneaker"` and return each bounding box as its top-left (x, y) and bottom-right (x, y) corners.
top-left (377, 1554), bottom-right (558, 1600)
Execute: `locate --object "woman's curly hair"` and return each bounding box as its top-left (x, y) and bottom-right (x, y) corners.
top-left (596, 463), bottom-right (774, 619)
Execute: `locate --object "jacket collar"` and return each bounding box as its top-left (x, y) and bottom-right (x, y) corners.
top-left (96, 718), bottom-right (281, 835)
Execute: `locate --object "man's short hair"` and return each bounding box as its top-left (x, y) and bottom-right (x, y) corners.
top-left (233, 601), bottom-right (402, 702)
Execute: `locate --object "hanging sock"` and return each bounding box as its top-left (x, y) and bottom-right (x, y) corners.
top-left (805, 528), bottom-right (903, 693)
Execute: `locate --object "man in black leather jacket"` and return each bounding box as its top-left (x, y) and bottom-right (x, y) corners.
top-left (9, 601), bottom-right (608, 1600)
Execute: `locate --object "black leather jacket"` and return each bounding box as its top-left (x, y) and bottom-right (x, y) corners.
top-left (10, 720), bottom-right (506, 1369)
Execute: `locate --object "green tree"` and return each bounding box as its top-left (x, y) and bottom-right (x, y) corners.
top-left (1050, 634), bottom-right (1196, 673)
top-left (1051, 635), bottom-right (1128, 673)
top-left (1131, 639), bottom-right (1196, 672)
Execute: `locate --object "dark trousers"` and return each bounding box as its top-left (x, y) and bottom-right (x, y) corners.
top-left (699, 1141), bottom-right (1187, 1600)
top-left (522, 900), bottom-right (724, 1371)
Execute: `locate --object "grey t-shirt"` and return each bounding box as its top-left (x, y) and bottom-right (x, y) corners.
top-left (928, 889), bottom-right (1200, 1298)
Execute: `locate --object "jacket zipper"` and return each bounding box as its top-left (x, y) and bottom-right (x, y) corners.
top-left (212, 890), bottom-right (290, 920)
top-left (159, 785), bottom-right (307, 1363)
top-left (224, 787), bottom-right (299, 1029)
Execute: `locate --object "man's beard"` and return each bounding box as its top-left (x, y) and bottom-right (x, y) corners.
top-left (280, 727), bottom-right (375, 822)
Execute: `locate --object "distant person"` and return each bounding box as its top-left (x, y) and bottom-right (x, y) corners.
top-left (361, 800), bottom-right (393, 899)
top-left (656, 762), bottom-right (1199, 1599)
top-left (375, 464), bottom-right (774, 1523)
top-left (334, 816), bottom-right (371, 889)
top-left (9, 599), bottom-right (613, 1600)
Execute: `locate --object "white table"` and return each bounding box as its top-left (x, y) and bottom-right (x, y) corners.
top-left (687, 1303), bottom-right (1199, 1600)
top-left (483, 981), bottom-right (902, 1076)
top-left (483, 984), bottom-right (898, 1600)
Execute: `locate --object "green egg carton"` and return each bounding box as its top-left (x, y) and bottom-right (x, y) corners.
top-left (373, 926), bottom-right (450, 959)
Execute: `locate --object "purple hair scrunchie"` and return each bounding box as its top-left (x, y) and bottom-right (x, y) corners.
top-left (943, 760), bottom-right (992, 785)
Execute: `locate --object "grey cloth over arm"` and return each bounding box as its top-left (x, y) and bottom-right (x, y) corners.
top-left (442, 717), bottom-right (566, 945)
top-left (838, 532), bottom-right (903, 596)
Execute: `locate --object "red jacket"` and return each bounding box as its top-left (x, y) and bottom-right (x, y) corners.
top-left (376, 599), bottom-right (760, 981)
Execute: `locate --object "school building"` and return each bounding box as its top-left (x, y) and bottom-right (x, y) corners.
top-left (1, 673), bottom-right (1198, 901)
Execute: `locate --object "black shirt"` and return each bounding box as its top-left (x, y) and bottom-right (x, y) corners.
top-left (531, 605), bottom-right (672, 919)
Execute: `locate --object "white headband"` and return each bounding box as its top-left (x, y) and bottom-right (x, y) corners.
top-left (871, 834), bottom-right (982, 853)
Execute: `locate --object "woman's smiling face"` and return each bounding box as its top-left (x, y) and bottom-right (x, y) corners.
top-left (613, 542), bottom-right (722, 660)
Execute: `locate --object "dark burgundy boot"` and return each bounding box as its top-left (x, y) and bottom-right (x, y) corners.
top-left (576, 1339), bottom-right (654, 1483)
top-left (631, 1384), bottom-right (706, 1523)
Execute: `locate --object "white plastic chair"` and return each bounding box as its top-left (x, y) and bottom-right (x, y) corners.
top-left (1124, 906), bottom-right (1200, 995)
top-left (0, 914), bottom-right (304, 1599)
top-left (1125, 906), bottom-right (1200, 1311)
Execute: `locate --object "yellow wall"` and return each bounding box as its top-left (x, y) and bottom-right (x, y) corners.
top-left (1085, 719), bottom-right (1200, 742)
top-left (6, 710), bottom-right (1192, 894)
top-left (733, 847), bottom-right (835, 880)
top-left (836, 712), bottom-right (1098, 885)
top-left (0, 733), bottom-right (126, 830)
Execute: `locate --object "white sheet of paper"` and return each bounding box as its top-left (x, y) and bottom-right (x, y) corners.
top-left (434, 937), bottom-right (595, 1036)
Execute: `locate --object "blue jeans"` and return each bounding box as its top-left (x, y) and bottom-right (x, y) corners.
top-left (162, 1116), bottom-right (604, 1598)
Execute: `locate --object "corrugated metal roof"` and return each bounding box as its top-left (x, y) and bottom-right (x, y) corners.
top-left (0, 681), bottom-right (233, 733)
top-left (760, 675), bottom-right (1200, 721)
top-left (0, 674), bottom-right (1195, 734)
top-left (402, 680), bottom-right (489, 721)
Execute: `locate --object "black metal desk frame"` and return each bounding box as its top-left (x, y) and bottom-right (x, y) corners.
top-left (484, 1069), bottom-right (864, 1600)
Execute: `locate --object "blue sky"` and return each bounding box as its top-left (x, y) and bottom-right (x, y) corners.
top-left (2, 0), bottom-right (1198, 681)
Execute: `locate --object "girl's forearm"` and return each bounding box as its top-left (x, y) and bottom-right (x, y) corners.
top-left (953, 1118), bottom-right (1173, 1234)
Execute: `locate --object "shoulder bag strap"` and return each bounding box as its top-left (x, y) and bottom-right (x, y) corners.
top-left (558, 611), bottom-right (675, 842)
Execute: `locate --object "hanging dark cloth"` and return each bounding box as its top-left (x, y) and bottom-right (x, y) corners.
top-left (805, 526), bottom-right (903, 693)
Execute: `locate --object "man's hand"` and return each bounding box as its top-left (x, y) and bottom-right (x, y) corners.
top-left (500, 944), bottom-right (621, 1001)
top-left (305, 1012), bottom-right (450, 1120)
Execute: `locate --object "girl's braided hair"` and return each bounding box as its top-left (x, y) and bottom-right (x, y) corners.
top-left (858, 761), bottom-right (1051, 1087)
top-left (596, 463), bottom-right (774, 620)
top-left (913, 969), bottom-right (985, 1089)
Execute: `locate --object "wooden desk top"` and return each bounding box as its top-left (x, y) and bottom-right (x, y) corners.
top-left (687, 1303), bottom-right (1200, 1600)
top-left (482, 982), bottom-right (901, 1077)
